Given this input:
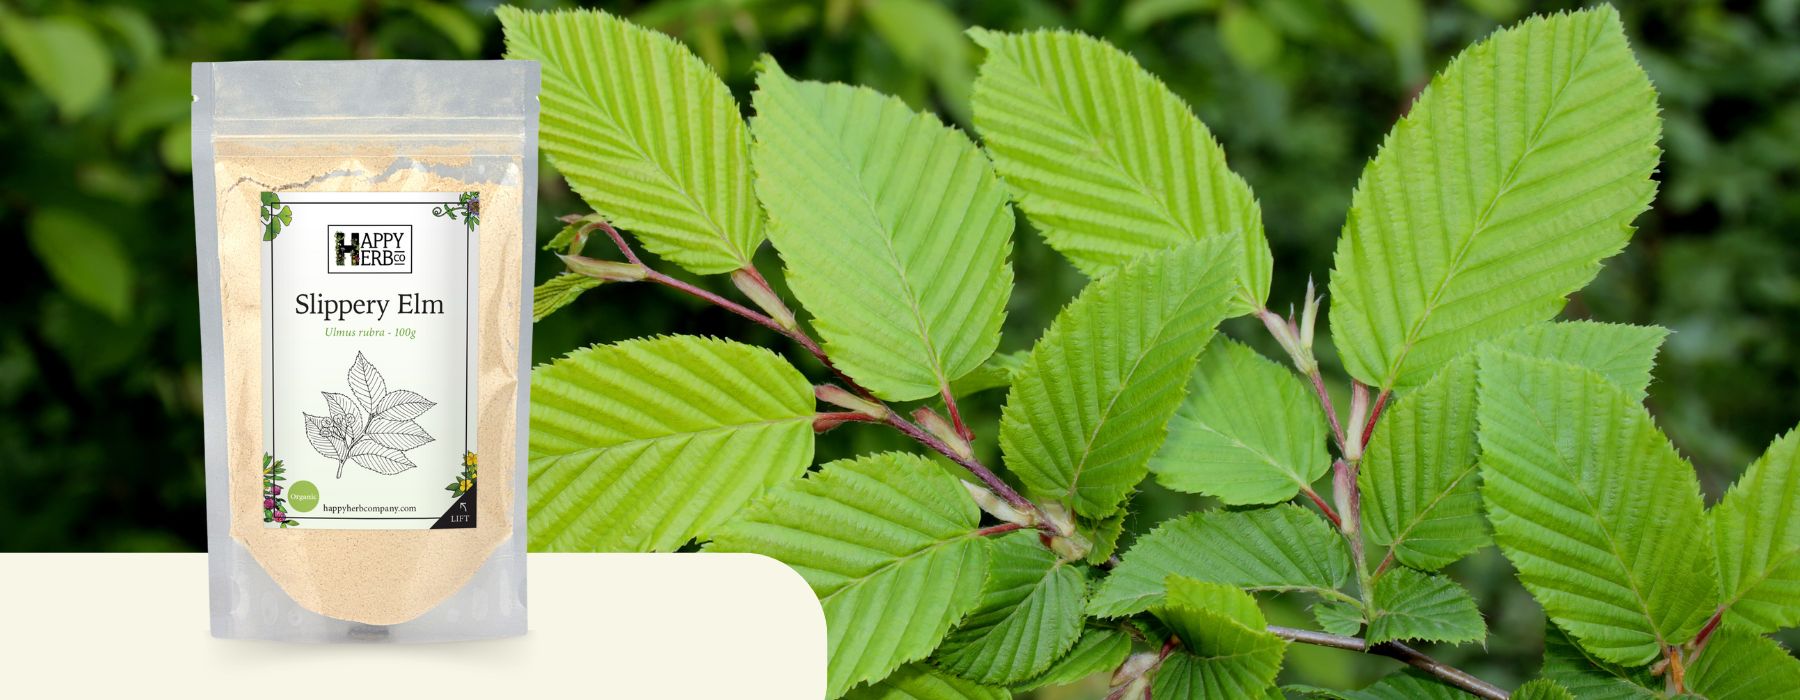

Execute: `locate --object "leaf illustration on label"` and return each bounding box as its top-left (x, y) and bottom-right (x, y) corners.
top-left (306, 354), bottom-right (436, 478)
top-left (303, 413), bottom-right (344, 461)
top-left (366, 418), bottom-right (433, 451)
top-left (347, 351), bottom-right (388, 411)
top-left (348, 440), bottom-right (418, 475)
top-left (373, 390), bottom-right (436, 421)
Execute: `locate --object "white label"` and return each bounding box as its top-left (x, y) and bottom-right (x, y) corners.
top-left (259, 192), bottom-right (480, 530)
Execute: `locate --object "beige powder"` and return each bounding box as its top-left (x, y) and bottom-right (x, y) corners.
top-left (213, 148), bottom-right (522, 625)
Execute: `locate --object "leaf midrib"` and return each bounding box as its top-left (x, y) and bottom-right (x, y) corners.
top-left (817, 529), bottom-right (984, 603)
top-left (1515, 384), bottom-right (1671, 656)
top-left (1378, 458), bottom-right (1480, 566)
top-left (529, 414), bottom-right (811, 515)
top-left (1061, 269), bottom-right (1218, 512)
top-left (536, 18), bottom-right (750, 265)
top-left (778, 79), bottom-right (955, 397)
top-left (1380, 18), bottom-right (1609, 391)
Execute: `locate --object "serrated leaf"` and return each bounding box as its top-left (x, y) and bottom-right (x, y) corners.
top-left (1313, 599), bottom-right (1364, 637)
top-left (1080, 510), bottom-right (1128, 566)
top-left (750, 59), bottom-right (1013, 402)
top-left (933, 531), bottom-right (1087, 685)
top-left (847, 665), bottom-right (1010, 700)
top-left (1088, 505), bottom-right (1350, 617)
top-left (1514, 680), bottom-right (1577, 700)
top-left (1539, 623), bottom-right (1660, 700)
top-left (1011, 627), bottom-right (1132, 692)
top-left (530, 336), bottom-right (815, 552)
top-left (1328, 7), bottom-right (1661, 391)
top-left (372, 389), bottom-right (434, 421)
top-left (347, 351), bottom-right (387, 411)
top-left (363, 418), bottom-right (432, 452)
top-left (1686, 630), bottom-right (1800, 700)
top-left (969, 28), bottom-right (1270, 315)
top-left (1288, 669), bottom-right (1467, 700)
top-left (1477, 351), bottom-right (1716, 665)
top-left (321, 391), bottom-right (361, 438)
top-left (1363, 321), bottom-right (1669, 571)
top-left (533, 273), bottom-right (604, 322)
top-left (1149, 578), bottom-right (1285, 698)
top-left (1150, 337), bottom-right (1329, 505)
top-left (1711, 427), bottom-right (1800, 632)
top-left (1361, 355), bottom-right (1487, 571)
top-left (1001, 241), bottom-right (1237, 519)
top-left (710, 452), bottom-right (991, 698)
top-left (1365, 568), bottom-right (1485, 645)
top-left (497, 8), bottom-right (761, 274)
top-left (1488, 322), bottom-right (1668, 401)
top-left (347, 440), bottom-right (416, 475)
top-left (949, 351), bottom-right (1028, 397)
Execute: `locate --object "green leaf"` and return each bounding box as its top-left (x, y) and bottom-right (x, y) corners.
top-left (27, 209), bottom-right (134, 322)
top-left (1488, 321), bottom-right (1668, 401)
top-left (1711, 427), bottom-right (1800, 632)
top-left (1312, 599), bottom-right (1364, 637)
top-left (497, 7), bottom-right (762, 274)
top-left (969, 28), bottom-right (1270, 315)
top-left (932, 531), bottom-right (1088, 685)
top-left (1476, 351), bottom-right (1717, 665)
top-left (1288, 669), bottom-right (1467, 699)
top-left (751, 59), bottom-right (1013, 402)
top-left (948, 351), bottom-right (1027, 397)
top-left (532, 273), bottom-right (604, 323)
top-left (1080, 510), bottom-right (1128, 566)
top-left (1686, 630), bottom-right (1800, 700)
top-left (847, 665), bottom-right (1010, 700)
top-left (1011, 627), bottom-right (1132, 692)
top-left (529, 336), bottom-right (814, 551)
top-left (1328, 7), bottom-right (1661, 391)
top-left (709, 453), bottom-right (991, 698)
top-left (1218, 4), bottom-right (1283, 71)
top-left (1512, 680), bottom-right (1578, 700)
top-left (1001, 241), bottom-right (1237, 519)
top-left (1539, 623), bottom-right (1660, 700)
top-left (1360, 355), bottom-right (1487, 572)
top-left (1150, 578), bottom-right (1286, 699)
top-left (0, 12), bottom-right (113, 119)
top-left (1362, 321), bottom-right (1669, 571)
top-left (1150, 337), bottom-right (1329, 505)
top-left (1365, 568), bottom-right (1485, 645)
top-left (1088, 505), bottom-right (1350, 617)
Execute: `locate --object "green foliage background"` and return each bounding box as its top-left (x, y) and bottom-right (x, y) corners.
top-left (2, 0), bottom-right (1796, 691)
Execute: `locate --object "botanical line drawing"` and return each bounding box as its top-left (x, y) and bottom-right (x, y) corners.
top-left (304, 351), bottom-right (436, 478)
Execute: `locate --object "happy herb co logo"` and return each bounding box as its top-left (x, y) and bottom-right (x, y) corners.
top-left (327, 225), bottom-right (413, 274)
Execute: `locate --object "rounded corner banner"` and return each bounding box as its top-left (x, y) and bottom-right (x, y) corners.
top-left (258, 191), bottom-right (481, 530)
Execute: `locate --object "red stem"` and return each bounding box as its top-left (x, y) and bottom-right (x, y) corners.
top-left (1309, 369), bottom-right (1347, 453)
top-left (593, 219), bottom-right (874, 397)
top-left (1302, 486), bottom-right (1343, 528)
top-left (976, 522), bottom-right (1025, 537)
top-left (941, 386), bottom-right (974, 441)
top-left (1361, 389), bottom-right (1391, 449)
top-left (884, 411), bottom-right (1039, 518)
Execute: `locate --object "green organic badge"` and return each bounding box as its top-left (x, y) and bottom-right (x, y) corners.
top-left (287, 481), bottom-right (320, 512)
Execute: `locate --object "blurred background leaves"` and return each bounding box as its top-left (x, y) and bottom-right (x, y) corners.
top-left (2, 0), bottom-right (1797, 692)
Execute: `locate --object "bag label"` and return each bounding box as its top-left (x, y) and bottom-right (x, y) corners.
top-left (259, 191), bottom-right (480, 530)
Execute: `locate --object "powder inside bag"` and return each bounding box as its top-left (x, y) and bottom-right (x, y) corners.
top-left (214, 150), bottom-right (522, 626)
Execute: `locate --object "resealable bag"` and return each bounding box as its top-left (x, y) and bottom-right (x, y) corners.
top-left (193, 61), bottom-right (538, 642)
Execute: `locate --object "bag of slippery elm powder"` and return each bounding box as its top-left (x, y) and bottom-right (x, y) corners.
top-left (192, 61), bottom-right (538, 642)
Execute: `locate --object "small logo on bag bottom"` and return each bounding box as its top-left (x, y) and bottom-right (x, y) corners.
top-left (327, 225), bottom-right (412, 273)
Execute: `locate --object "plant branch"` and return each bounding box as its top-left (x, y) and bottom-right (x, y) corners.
top-left (1268, 626), bottom-right (1510, 699)
top-left (976, 522), bottom-right (1026, 537)
top-left (587, 218), bottom-right (875, 397)
top-left (940, 386), bottom-right (975, 441)
top-left (886, 411), bottom-right (1028, 503)
top-left (1301, 485), bottom-right (1343, 528)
